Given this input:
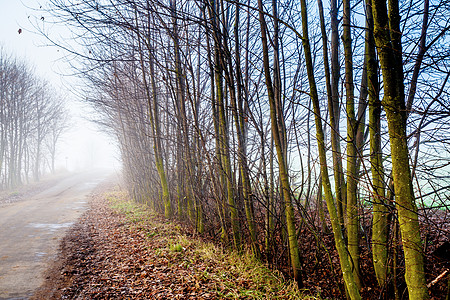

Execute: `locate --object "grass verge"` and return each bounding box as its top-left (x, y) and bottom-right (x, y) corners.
top-left (107, 189), bottom-right (319, 300)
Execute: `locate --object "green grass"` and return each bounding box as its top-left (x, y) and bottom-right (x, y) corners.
top-left (169, 243), bottom-right (183, 252)
top-left (6, 191), bottom-right (20, 198)
top-left (106, 189), bottom-right (319, 299)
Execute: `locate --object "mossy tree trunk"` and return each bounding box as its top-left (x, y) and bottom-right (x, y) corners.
top-left (208, 0), bottom-right (241, 249)
top-left (365, 1), bottom-right (389, 286)
top-left (330, 0), bottom-right (347, 228)
top-left (134, 10), bottom-right (171, 218)
top-left (170, 0), bottom-right (197, 222)
top-left (258, 0), bottom-right (302, 285)
top-left (216, 42), bottom-right (240, 250)
top-left (204, 9), bottom-right (229, 243)
top-left (371, 0), bottom-right (429, 298)
top-left (343, 0), bottom-right (361, 287)
top-left (299, 0), bottom-right (361, 297)
top-left (232, 3), bottom-right (258, 256)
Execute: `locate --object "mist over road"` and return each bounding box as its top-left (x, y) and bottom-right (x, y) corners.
top-left (0, 170), bottom-right (113, 299)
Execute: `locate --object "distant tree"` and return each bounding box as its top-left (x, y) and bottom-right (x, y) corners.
top-left (45, 99), bottom-right (70, 174)
top-left (0, 49), bottom-right (68, 187)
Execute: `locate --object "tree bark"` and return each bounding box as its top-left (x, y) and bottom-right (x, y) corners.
top-left (365, 1), bottom-right (389, 286)
top-left (258, 0), bottom-right (302, 285)
top-left (371, 0), bottom-right (429, 297)
top-left (343, 0), bottom-right (361, 287)
top-left (299, 0), bottom-right (361, 296)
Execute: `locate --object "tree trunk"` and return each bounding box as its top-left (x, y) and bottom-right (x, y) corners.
top-left (365, 1), bottom-right (389, 286)
top-left (299, 0), bottom-right (361, 296)
top-left (258, 0), bottom-right (302, 285)
top-left (330, 0), bottom-right (346, 228)
top-left (210, 0), bottom-right (240, 249)
top-left (371, 0), bottom-right (429, 297)
top-left (135, 10), bottom-right (171, 218)
top-left (232, 3), bottom-right (258, 256)
top-left (343, 0), bottom-right (360, 287)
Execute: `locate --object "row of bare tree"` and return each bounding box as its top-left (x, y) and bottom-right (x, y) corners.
top-left (44, 0), bottom-right (449, 298)
top-left (0, 49), bottom-right (69, 189)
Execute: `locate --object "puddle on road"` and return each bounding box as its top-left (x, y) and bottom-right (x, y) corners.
top-left (79, 180), bottom-right (104, 190)
top-left (72, 200), bottom-right (88, 210)
top-left (27, 222), bottom-right (73, 233)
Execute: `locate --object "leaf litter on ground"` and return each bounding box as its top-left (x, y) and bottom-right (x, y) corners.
top-left (33, 183), bottom-right (317, 299)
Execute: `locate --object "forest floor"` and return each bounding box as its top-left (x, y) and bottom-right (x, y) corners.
top-left (32, 182), bottom-right (312, 299)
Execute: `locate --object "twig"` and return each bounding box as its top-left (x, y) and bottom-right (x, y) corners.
top-left (427, 269), bottom-right (449, 288)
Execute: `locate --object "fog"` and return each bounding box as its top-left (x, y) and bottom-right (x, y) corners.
top-left (0, 0), bottom-right (121, 176)
top-left (56, 103), bottom-right (121, 173)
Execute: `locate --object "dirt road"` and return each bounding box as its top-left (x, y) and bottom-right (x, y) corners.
top-left (0, 171), bottom-right (114, 299)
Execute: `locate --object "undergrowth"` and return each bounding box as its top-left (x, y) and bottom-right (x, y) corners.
top-left (107, 190), bottom-right (319, 299)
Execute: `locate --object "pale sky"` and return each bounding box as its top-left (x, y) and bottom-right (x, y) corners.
top-left (0, 0), bottom-right (120, 172)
